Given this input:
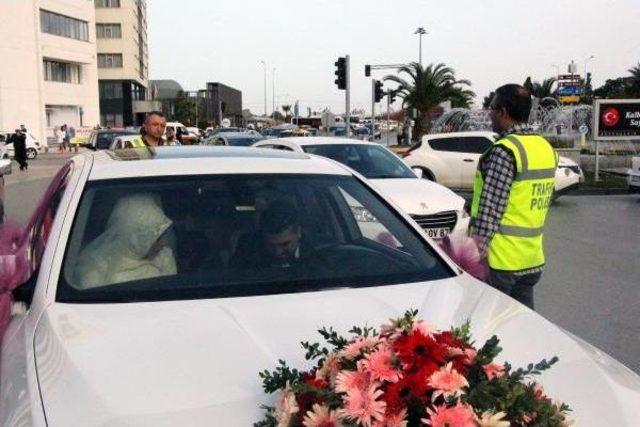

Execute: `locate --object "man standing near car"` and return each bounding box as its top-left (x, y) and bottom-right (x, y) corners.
top-left (132, 111), bottom-right (166, 147)
top-left (12, 128), bottom-right (28, 171)
top-left (470, 84), bottom-right (558, 309)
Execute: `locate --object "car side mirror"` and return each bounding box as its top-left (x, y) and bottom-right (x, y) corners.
top-left (412, 167), bottom-right (423, 179)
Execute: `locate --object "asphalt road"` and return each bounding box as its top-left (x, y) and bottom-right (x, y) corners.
top-left (3, 153), bottom-right (639, 373)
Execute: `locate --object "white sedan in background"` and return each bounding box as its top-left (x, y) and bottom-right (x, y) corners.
top-left (253, 137), bottom-right (470, 240)
top-left (0, 131), bottom-right (44, 160)
top-left (402, 131), bottom-right (584, 197)
top-left (1, 146), bottom-right (639, 426)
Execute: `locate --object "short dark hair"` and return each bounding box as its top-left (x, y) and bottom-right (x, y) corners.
top-left (144, 111), bottom-right (165, 123)
top-left (493, 84), bottom-right (532, 123)
top-left (260, 200), bottom-right (300, 235)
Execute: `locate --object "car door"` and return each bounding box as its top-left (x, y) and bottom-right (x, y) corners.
top-left (424, 137), bottom-right (465, 188)
top-left (457, 136), bottom-right (494, 190)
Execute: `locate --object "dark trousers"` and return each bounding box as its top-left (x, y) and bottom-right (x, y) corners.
top-left (488, 269), bottom-right (542, 310)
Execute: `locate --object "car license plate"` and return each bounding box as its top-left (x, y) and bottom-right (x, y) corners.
top-left (426, 227), bottom-right (450, 239)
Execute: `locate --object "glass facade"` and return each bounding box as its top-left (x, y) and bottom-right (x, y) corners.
top-left (100, 82), bottom-right (124, 99)
top-left (43, 60), bottom-right (82, 84)
top-left (40, 10), bottom-right (89, 41)
top-left (95, 0), bottom-right (121, 7)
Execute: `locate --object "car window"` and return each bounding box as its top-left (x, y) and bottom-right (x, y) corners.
top-left (428, 137), bottom-right (464, 152)
top-left (303, 144), bottom-right (415, 179)
top-left (227, 137), bottom-right (260, 147)
top-left (58, 174), bottom-right (452, 303)
top-left (458, 137), bottom-right (493, 154)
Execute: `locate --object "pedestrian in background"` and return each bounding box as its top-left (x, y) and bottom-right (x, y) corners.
top-left (62, 124), bottom-right (70, 152)
top-left (55, 126), bottom-right (64, 152)
top-left (12, 128), bottom-right (28, 171)
top-left (469, 84), bottom-right (558, 310)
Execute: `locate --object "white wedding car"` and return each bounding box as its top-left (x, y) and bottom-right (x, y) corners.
top-left (1, 147), bottom-right (638, 426)
top-left (253, 137), bottom-right (469, 240)
top-left (402, 131), bottom-right (584, 197)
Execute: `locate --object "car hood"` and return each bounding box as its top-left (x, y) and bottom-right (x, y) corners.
top-left (370, 178), bottom-right (465, 215)
top-left (558, 155), bottom-right (579, 167)
top-left (34, 276), bottom-right (640, 426)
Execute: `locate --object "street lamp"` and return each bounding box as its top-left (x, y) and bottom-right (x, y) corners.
top-left (583, 55), bottom-right (595, 79)
top-left (260, 60), bottom-right (267, 117)
top-left (414, 27), bottom-right (427, 67)
top-left (272, 68), bottom-right (276, 120)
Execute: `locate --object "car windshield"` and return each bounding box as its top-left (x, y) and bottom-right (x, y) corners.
top-left (58, 174), bottom-right (452, 303)
top-left (226, 137), bottom-right (261, 146)
top-left (302, 144), bottom-right (416, 179)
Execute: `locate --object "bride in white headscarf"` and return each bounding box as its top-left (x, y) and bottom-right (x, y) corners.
top-left (74, 193), bottom-right (177, 289)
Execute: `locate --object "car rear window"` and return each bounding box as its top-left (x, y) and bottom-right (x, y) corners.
top-left (57, 174), bottom-right (452, 303)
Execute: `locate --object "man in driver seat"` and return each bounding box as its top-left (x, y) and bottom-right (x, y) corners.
top-left (231, 200), bottom-right (318, 269)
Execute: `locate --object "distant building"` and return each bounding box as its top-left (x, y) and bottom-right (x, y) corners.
top-left (0, 0), bottom-right (100, 145)
top-left (205, 83), bottom-right (243, 127)
top-left (95, 0), bottom-right (159, 127)
top-left (150, 79), bottom-right (184, 118)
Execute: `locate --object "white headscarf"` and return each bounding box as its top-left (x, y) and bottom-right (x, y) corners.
top-left (74, 194), bottom-right (177, 289)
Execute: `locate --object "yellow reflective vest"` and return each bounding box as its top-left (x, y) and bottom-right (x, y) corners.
top-left (470, 134), bottom-right (559, 271)
top-left (130, 136), bottom-right (149, 148)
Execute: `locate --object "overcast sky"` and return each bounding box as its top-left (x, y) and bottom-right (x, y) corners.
top-left (148, 0), bottom-right (640, 115)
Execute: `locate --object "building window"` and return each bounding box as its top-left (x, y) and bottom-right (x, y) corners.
top-left (95, 0), bottom-right (121, 7)
top-left (99, 81), bottom-right (123, 99)
top-left (96, 23), bottom-right (122, 38)
top-left (98, 54), bottom-right (123, 68)
top-left (43, 60), bottom-right (81, 84)
top-left (40, 10), bottom-right (89, 41)
top-left (101, 114), bottom-right (124, 127)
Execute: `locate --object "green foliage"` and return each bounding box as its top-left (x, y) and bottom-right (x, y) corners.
top-left (258, 359), bottom-right (302, 393)
top-left (509, 357), bottom-right (559, 381)
top-left (384, 63), bottom-right (475, 137)
top-left (450, 320), bottom-right (472, 344)
top-left (317, 327), bottom-right (349, 350)
top-left (172, 90), bottom-right (196, 125)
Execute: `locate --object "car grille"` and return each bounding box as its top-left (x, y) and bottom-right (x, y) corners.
top-left (410, 211), bottom-right (458, 231)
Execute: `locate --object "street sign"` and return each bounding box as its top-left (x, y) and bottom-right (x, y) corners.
top-left (559, 95), bottom-right (580, 103)
top-left (593, 99), bottom-right (640, 140)
top-left (558, 74), bottom-right (581, 81)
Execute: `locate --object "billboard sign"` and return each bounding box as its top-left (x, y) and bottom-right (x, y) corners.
top-left (593, 99), bottom-right (640, 140)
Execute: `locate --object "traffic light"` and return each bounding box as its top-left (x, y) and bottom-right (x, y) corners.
top-left (334, 57), bottom-right (346, 90)
top-left (388, 90), bottom-right (397, 104)
top-left (374, 80), bottom-right (384, 103)
top-left (365, 65), bottom-right (371, 77)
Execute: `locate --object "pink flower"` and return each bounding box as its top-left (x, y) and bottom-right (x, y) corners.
top-left (316, 352), bottom-right (342, 387)
top-left (274, 381), bottom-right (299, 427)
top-left (303, 403), bottom-right (344, 427)
top-left (428, 362), bottom-right (469, 401)
top-left (335, 363), bottom-right (377, 394)
top-left (463, 348), bottom-right (477, 365)
top-left (341, 385), bottom-right (387, 427)
top-left (362, 344), bottom-right (402, 383)
top-left (422, 403), bottom-right (477, 427)
top-left (341, 336), bottom-right (379, 360)
top-left (482, 363), bottom-right (505, 380)
top-left (412, 320), bottom-right (436, 337)
top-left (373, 409), bottom-right (408, 427)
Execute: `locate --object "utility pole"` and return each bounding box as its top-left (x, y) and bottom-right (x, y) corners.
top-left (272, 68), bottom-right (276, 121)
top-left (414, 27), bottom-right (427, 67)
top-left (371, 79), bottom-right (376, 142)
top-left (345, 55), bottom-right (351, 137)
top-left (260, 60), bottom-right (267, 117)
top-left (386, 93), bottom-right (390, 146)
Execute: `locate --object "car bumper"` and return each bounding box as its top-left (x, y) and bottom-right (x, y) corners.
top-left (554, 182), bottom-right (581, 198)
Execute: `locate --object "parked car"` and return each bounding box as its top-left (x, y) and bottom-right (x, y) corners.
top-left (1, 146), bottom-right (638, 426)
top-left (165, 122), bottom-right (197, 144)
top-left (203, 132), bottom-right (265, 147)
top-left (628, 155), bottom-right (640, 192)
top-left (0, 157), bottom-right (11, 221)
top-left (253, 137), bottom-right (469, 239)
top-left (0, 131), bottom-right (43, 159)
top-left (402, 131), bottom-right (584, 197)
top-left (109, 134), bottom-right (144, 150)
top-left (83, 129), bottom-right (139, 150)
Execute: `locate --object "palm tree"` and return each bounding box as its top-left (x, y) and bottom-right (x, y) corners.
top-left (384, 62), bottom-right (475, 138)
top-left (628, 63), bottom-right (640, 97)
top-left (281, 105), bottom-right (292, 122)
top-left (523, 77), bottom-right (557, 99)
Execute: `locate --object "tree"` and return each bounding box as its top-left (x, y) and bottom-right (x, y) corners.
top-left (523, 77), bottom-right (556, 99)
top-left (172, 90), bottom-right (196, 124)
top-left (384, 62), bottom-right (475, 138)
top-left (281, 105), bottom-right (292, 122)
top-left (593, 77), bottom-right (632, 99)
top-left (482, 91), bottom-right (495, 109)
top-left (628, 63), bottom-right (640, 97)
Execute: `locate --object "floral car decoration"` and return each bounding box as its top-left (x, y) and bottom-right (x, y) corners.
top-left (255, 310), bottom-right (572, 427)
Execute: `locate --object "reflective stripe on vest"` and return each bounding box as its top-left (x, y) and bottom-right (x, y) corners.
top-left (470, 134), bottom-right (558, 271)
top-left (130, 136), bottom-right (148, 147)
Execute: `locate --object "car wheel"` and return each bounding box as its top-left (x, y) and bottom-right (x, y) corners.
top-left (26, 148), bottom-right (37, 159)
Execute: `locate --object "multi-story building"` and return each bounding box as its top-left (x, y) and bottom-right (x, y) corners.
top-left (95, 0), bottom-right (158, 127)
top-left (205, 83), bottom-right (243, 127)
top-left (0, 0), bottom-right (100, 146)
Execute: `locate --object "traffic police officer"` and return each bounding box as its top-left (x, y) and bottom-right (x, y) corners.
top-left (470, 84), bottom-right (558, 309)
top-left (132, 111), bottom-right (166, 147)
